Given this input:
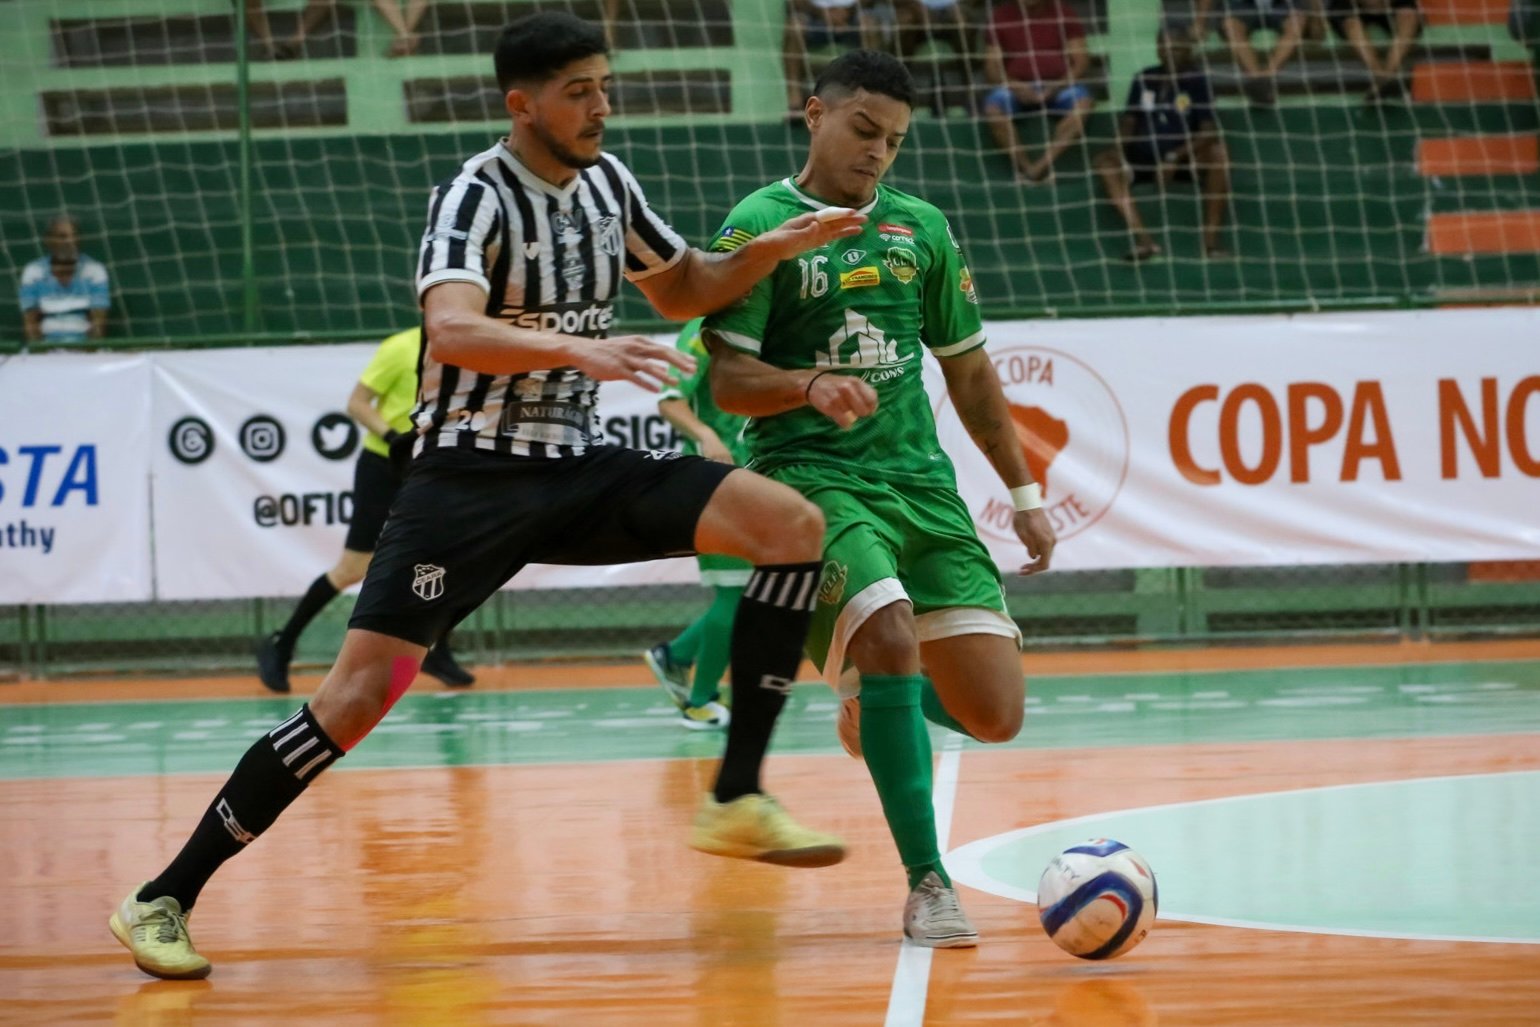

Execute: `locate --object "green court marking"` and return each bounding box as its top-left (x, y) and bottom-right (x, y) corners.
top-left (948, 770), bottom-right (1540, 944)
top-left (2, 659), bottom-right (1537, 780)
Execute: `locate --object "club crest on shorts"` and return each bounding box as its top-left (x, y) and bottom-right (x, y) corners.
top-left (412, 563), bottom-right (446, 601)
top-left (818, 561), bottom-right (848, 606)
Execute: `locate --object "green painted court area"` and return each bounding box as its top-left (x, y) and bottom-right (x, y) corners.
top-left (3, 659), bottom-right (1538, 780)
top-left (953, 770), bottom-right (1540, 944)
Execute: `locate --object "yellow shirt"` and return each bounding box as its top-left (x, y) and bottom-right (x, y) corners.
top-left (357, 327), bottom-right (421, 457)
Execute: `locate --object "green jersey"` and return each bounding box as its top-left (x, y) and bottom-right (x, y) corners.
top-left (703, 178), bottom-right (984, 486)
top-left (659, 317), bottom-right (749, 464)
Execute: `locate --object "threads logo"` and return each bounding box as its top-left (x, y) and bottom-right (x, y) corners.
top-left (168, 417), bottom-right (214, 465)
top-left (935, 345), bottom-right (1129, 542)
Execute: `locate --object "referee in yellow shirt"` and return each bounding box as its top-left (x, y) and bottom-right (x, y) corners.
top-left (256, 327), bottom-right (474, 693)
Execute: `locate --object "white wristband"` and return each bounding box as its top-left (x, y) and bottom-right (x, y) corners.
top-left (1010, 483), bottom-right (1043, 512)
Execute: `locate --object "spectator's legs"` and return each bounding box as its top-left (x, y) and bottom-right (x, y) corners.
top-left (1197, 137), bottom-right (1232, 255)
top-left (1383, 7), bottom-right (1422, 78)
top-left (1224, 16), bottom-right (1266, 76)
top-left (1026, 95), bottom-right (1093, 180)
top-left (1266, 11), bottom-right (1306, 73)
top-left (1094, 148), bottom-right (1158, 258)
top-left (984, 103), bottom-right (1036, 180)
top-left (374, 0), bottom-right (429, 55)
top-left (854, 8), bottom-right (883, 51)
top-left (281, 0), bottom-right (337, 55)
top-left (895, 0), bottom-right (926, 55)
top-left (1340, 15), bottom-right (1384, 77)
top-left (784, 14), bottom-right (810, 115)
top-left (241, 0), bottom-right (279, 59)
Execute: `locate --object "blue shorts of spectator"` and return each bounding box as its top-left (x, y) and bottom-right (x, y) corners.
top-left (982, 82), bottom-right (1093, 116)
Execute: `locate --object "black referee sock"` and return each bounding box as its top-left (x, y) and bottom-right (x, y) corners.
top-left (713, 560), bottom-right (821, 803)
top-left (140, 704), bottom-right (343, 912)
top-left (275, 574), bottom-right (340, 651)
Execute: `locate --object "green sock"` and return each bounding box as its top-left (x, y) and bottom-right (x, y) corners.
top-left (687, 586), bottom-right (742, 707)
top-left (859, 674), bottom-right (950, 890)
top-left (920, 677), bottom-right (979, 741)
top-left (668, 613), bottom-right (708, 666)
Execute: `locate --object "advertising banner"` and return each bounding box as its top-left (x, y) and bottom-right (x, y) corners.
top-left (11, 305), bottom-right (1538, 603)
top-left (934, 308), bottom-right (1538, 570)
top-left (0, 353), bottom-right (153, 602)
top-left (150, 345), bottom-right (381, 599)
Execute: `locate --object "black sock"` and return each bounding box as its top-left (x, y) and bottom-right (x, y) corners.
top-left (140, 704), bottom-right (343, 911)
top-left (713, 560), bottom-right (821, 803)
top-left (275, 574), bottom-right (339, 651)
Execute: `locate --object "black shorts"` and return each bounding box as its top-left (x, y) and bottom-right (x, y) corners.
top-left (349, 446), bottom-right (735, 646)
top-left (344, 449), bottom-right (403, 553)
top-left (1331, 0), bottom-right (1421, 37)
top-left (1124, 143), bottom-right (1196, 185)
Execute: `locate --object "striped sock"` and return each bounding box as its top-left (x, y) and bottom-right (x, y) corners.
top-left (712, 561), bottom-right (820, 802)
top-left (140, 704), bottom-right (343, 911)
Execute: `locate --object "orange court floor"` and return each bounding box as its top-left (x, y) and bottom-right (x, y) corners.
top-left (2, 637), bottom-right (1538, 1026)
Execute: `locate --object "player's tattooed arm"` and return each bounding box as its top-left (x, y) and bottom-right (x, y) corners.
top-left (940, 346), bottom-right (1056, 573)
top-left (704, 330), bottom-right (876, 429)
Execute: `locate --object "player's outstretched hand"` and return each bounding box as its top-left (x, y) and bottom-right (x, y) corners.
top-left (1015, 508), bottom-right (1056, 575)
top-left (807, 371), bottom-right (877, 430)
top-left (574, 334), bottom-right (696, 392)
top-left (758, 207), bottom-right (868, 261)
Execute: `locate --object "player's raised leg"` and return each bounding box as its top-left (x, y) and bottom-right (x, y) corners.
top-left (687, 468), bottom-right (845, 867)
top-left (111, 627), bottom-right (424, 978)
top-left (917, 631), bottom-right (1025, 743)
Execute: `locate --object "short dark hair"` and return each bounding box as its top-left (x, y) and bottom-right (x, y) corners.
top-left (813, 49), bottom-right (916, 108)
top-left (494, 12), bottom-right (608, 91)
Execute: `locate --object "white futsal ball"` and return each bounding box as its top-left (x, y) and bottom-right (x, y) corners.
top-left (1037, 839), bottom-right (1157, 959)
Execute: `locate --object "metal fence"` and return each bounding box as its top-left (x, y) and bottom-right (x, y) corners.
top-left (4, 561), bottom-right (1536, 680)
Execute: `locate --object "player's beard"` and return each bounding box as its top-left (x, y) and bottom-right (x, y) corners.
top-left (532, 120), bottom-right (602, 170)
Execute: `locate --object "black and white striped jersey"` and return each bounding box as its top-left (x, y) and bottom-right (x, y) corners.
top-left (412, 140), bottom-right (687, 458)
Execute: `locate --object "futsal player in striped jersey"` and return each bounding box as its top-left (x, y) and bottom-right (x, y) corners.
top-left (110, 12), bottom-right (875, 980)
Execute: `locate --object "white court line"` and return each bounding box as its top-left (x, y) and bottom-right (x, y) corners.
top-left (945, 769), bottom-right (1540, 947)
top-left (884, 735), bottom-right (964, 1027)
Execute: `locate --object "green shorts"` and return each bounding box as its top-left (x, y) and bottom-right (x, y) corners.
top-left (697, 552), bottom-right (753, 588)
top-left (768, 464), bottom-right (1018, 687)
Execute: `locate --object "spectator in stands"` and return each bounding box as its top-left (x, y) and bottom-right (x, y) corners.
top-left (1330, 0), bottom-right (1422, 103)
top-left (263, 0), bottom-right (430, 58)
top-left (1093, 26), bottom-right (1231, 262)
top-left (18, 214), bottom-right (110, 346)
top-left (1193, 0), bottom-right (1308, 107)
top-left (894, 0), bottom-right (982, 99)
top-left (784, 1), bottom-right (884, 118)
top-left (980, 0), bottom-right (1097, 184)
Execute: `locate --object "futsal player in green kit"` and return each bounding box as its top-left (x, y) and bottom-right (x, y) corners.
top-left (702, 50), bottom-right (1058, 947)
top-left (643, 317), bottom-right (748, 730)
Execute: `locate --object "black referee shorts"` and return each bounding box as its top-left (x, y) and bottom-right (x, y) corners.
top-left (349, 446), bottom-right (735, 646)
top-left (344, 449), bottom-right (403, 553)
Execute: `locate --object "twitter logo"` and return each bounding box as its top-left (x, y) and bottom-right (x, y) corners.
top-left (311, 412), bottom-right (359, 461)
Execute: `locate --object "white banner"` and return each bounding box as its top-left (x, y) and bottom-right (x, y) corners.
top-left (0, 353), bottom-right (153, 602)
top-left (9, 306), bottom-right (1538, 603)
top-left (147, 344), bottom-right (701, 598)
top-left (934, 307), bottom-right (1540, 570)
top-left (151, 345), bottom-right (382, 600)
